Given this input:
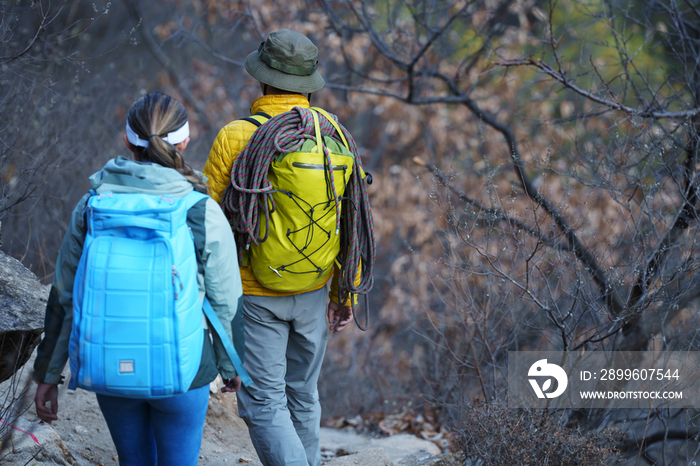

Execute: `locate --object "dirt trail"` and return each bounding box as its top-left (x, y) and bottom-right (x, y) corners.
top-left (2, 350), bottom-right (262, 465)
top-left (3, 350), bottom-right (445, 465)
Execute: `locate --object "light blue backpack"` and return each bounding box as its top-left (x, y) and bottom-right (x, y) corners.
top-left (68, 190), bottom-right (250, 398)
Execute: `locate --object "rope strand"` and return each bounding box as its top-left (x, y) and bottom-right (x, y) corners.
top-left (220, 107), bottom-right (375, 330)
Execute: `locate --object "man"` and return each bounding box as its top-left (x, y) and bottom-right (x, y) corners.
top-left (203, 29), bottom-right (355, 466)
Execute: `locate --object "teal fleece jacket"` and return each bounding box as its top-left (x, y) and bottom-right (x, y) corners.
top-left (34, 156), bottom-right (244, 389)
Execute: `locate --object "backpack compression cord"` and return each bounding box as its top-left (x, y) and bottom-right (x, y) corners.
top-left (220, 107), bottom-right (375, 330)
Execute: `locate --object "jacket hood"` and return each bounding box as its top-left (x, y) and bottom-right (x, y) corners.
top-left (89, 156), bottom-right (197, 197)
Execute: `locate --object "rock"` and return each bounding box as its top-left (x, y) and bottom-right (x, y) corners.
top-left (398, 450), bottom-right (435, 465)
top-left (0, 250), bottom-right (49, 383)
top-left (323, 447), bottom-right (392, 466)
top-left (210, 374), bottom-right (226, 393)
top-left (372, 435), bottom-right (441, 464)
top-left (0, 416), bottom-right (84, 465)
top-left (320, 428), bottom-right (441, 465)
top-left (320, 427), bottom-right (369, 451)
top-left (398, 449), bottom-right (467, 465)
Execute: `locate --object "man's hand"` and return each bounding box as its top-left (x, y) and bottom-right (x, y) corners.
top-left (35, 383), bottom-right (59, 424)
top-left (327, 301), bottom-right (353, 333)
top-left (221, 376), bottom-right (242, 393)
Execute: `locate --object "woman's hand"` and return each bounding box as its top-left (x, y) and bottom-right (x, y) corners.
top-left (221, 376), bottom-right (242, 393)
top-left (35, 383), bottom-right (59, 424)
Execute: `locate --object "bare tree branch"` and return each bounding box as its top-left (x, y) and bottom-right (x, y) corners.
top-left (175, 24), bottom-right (245, 67)
top-left (0, 2), bottom-right (65, 64)
top-left (619, 273), bottom-right (700, 351)
top-left (413, 156), bottom-right (573, 253)
top-left (497, 57), bottom-right (700, 120)
top-left (123, 0), bottom-right (211, 129)
top-left (324, 0), bottom-right (626, 317)
top-left (628, 173), bottom-right (700, 309)
top-left (622, 429), bottom-right (700, 450)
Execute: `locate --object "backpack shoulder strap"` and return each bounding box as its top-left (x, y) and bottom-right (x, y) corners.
top-left (240, 112), bottom-right (271, 128)
top-left (311, 107), bottom-right (350, 150)
top-left (202, 297), bottom-right (252, 387)
top-left (177, 190), bottom-right (209, 211)
top-left (310, 107), bottom-right (370, 180)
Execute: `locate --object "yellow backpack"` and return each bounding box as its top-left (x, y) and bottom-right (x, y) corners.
top-left (243, 108), bottom-right (356, 292)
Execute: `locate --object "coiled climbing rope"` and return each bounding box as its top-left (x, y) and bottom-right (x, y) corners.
top-left (220, 106), bottom-right (375, 330)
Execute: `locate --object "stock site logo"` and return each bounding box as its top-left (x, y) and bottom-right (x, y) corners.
top-left (528, 359), bottom-right (568, 399)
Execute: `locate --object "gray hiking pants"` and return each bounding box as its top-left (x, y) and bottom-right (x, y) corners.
top-left (237, 287), bottom-right (328, 466)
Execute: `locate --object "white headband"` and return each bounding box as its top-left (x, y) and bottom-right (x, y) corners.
top-left (126, 120), bottom-right (190, 148)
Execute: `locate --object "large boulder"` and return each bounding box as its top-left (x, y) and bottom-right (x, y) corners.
top-left (0, 416), bottom-right (84, 466)
top-left (0, 249), bottom-right (49, 383)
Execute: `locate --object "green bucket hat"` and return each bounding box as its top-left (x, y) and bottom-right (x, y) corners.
top-left (245, 29), bottom-right (325, 94)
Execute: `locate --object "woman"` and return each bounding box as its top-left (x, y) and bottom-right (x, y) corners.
top-left (33, 92), bottom-right (242, 466)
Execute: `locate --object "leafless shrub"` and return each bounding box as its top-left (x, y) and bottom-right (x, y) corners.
top-left (458, 401), bottom-right (623, 465)
top-left (0, 364), bottom-right (36, 459)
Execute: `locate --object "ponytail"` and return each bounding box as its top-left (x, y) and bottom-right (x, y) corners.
top-left (127, 93), bottom-right (208, 194)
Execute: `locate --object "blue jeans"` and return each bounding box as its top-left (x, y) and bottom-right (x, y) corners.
top-left (96, 385), bottom-right (209, 466)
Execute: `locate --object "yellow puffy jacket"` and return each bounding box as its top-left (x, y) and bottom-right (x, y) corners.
top-left (204, 94), bottom-right (357, 302)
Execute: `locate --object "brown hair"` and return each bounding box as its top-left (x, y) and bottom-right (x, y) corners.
top-left (127, 93), bottom-right (207, 194)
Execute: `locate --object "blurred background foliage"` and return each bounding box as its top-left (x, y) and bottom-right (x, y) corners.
top-left (2, 0), bottom-right (700, 463)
